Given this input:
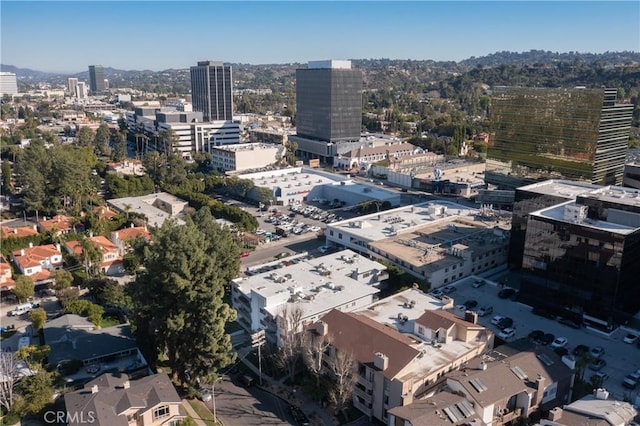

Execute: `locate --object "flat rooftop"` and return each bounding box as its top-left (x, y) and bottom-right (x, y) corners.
top-left (531, 201), bottom-right (639, 235)
top-left (239, 167), bottom-right (344, 191)
top-left (107, 192), bottom-right (187, 227)
top-left (234, 249), bottom-right (385, 318)
top-left (585, 185), bottom-right (640, 209)
top-left (517, 179), bottom-right (602, 198)
top-left (369, 216), bottom-right (510, 272)
top-left (212, 143), bottom-right (280, 152)
top-left (328, 201), bottom-right (483, 243)
top-left (323, 181), bottom-right (400, 202)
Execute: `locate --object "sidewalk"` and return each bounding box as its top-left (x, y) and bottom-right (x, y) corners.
top-left (181, 400), bottom-right (210, 426)
top-left (238, 347), bottom-right (338, 426)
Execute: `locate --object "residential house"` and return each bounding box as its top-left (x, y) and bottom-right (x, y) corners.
top-left (38, 214), bottom-right (77, 235)
top-left (0, 255), bottom-right (15, 291)
top-left (93, 206), bottom-right (118, 221)
top-left (387, 391), bottom-right (481, 426)
top-left (11, 243), bottom-right (63, 284)
top-left (1, 224), bottom-right (39, 239)
top-left (110, 225), bottom-right (152, 256)
top-left (65, 236), bottom-right (123, 276)
top-left (443, 344), bottom-right (574, 426)
top-left (106, 160), bottom-right (145, 176)
top-left (315, 307), bottom-right (493, 423)
top-left (64, 373), bottom-right (184, 426)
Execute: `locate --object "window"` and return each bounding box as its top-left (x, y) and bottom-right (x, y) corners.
top-left (329, 230), bottom-right (334, 236)
top-left (418, 326), bottom-right (424, 335)
top-left (153, 405), bottom-right (170, 420)
top-left (338, 233), bottom-right (342, 239)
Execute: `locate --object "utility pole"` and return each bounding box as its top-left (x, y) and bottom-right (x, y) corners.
top-left (251, 329), bottom-right (266, 385)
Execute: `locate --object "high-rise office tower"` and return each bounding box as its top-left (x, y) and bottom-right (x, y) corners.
top-left (485, 87), bottom-right (633, 189)
top-left (88, 65), bottom-right (106, 94)
top-left (0, 72), bottom-right (18, 96)
top-left (296, 60), bottom-right (362, 143)
top-left (77, 82), bottom-right (88, 99)
top-left (291, 60), bottom-right (363, 164)
top-left (190, 61), bottom-right (233, 122)
top-left (68, 78), bottom-right (78, 97)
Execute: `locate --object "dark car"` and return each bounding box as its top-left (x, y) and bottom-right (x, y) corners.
top-left (498, 317), bottom-right (513, 330)
top-left (573, 344), bottom-right (590, 357)
top-left (498, 288), bottom-right (516, 299)
top-left (463, 300), bottom-right (478, 310)
top-left (289, 406), bottom-right (310, 426)
top-left (589, 359), bottom-right (607, 371)
top-left (540, 333), bottom-right (555, 346)
top-left (529, 330), bottom-right (545, 342)
top-left (554, 347), bottom-right (569, 357)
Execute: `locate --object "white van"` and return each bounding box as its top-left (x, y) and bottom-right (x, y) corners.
top-left (8, 303), bottom-right (33, 317)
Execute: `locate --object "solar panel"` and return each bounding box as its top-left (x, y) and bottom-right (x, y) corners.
top-left (469, 378), bottom-right (488, 393)
top-left (511, 365), bottom-right (528, 380)
top-left (443, 407), bottom-right (459, 423)
top-left (456, 400), bottom-right (475, 418)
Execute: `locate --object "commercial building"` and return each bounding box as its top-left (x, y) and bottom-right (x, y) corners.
top-left (485, 87), bottom-right (634, 189)
top-left (291, 60), bottom-right (363, 164)
top-left (67, 77), bottom-right (78, 97)
top-left (190, 60), bottom-right (233, 122)
top-left (326, 202), bottom-right (510, 287)
top-left (312, 303), bottom-right (493, 423)
top-left (211, 143), bottom-right (284, 172)
top-left (0, 72), bottom-right (18, 96)
top-left (230, 249), bottom-right (387, 344)
top-left (518, 183), bottom-right (640, 327)
top-left (88, 65), bottom-right (106, 94)
top-left (623, 162), bottom-right (640, 189)
top-left (76, 81), bottom-right (88, 99)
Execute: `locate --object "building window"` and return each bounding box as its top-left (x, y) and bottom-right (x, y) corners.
top-left (330, 230), bottom-right (334, 236)
top-left (418, 326), bottom-right (424, 335)
top-left (338, 233), bottom-right (343, 239)
top-left (153, 405), bottom-right (170, 420)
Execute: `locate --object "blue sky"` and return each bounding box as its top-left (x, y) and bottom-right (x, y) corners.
top-left (1, 1), bottom-right (639, 73)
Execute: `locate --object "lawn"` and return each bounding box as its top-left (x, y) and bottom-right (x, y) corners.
top-left (101, 315), bottom-right (121, 328)
top-left (188, 400), bottom-right (216, 426)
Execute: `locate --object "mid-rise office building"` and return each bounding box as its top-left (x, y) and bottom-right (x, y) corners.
top-left (210, 143), bottom-right (283, 172)
top-left (76, 82), bottom-right (88, 99)
top-left (190, 61), bottom-right (233, 122)
top-left (291, 60), bottom-right (363, 164)
top-left (0, 72), bottom-right (18, 95)
top-left (517, 181), bottom-right (640, 327)
top-left (67, 77), bottom-right (78, 97)
top-left (485, 87), bottom-right (633, 189)
top-left (88, 65), bottom-right (106, 94)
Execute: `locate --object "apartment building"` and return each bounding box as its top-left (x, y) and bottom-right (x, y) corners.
top-left (210, 143), bottom-right (283, 172)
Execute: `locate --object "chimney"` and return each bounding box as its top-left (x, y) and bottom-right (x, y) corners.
top-left (316, 321), bottom-right (328, 336)
top-left (91, 385), bottom-right (99, 394)
top-left (535, 374), bottom-right (546, 405)
top-left (464, 311), bottom-right (478, 324)
top-left (20, 249), bottom-right (25, 256)
top-left (373, 352), bottom-right (389, 371)
top-left (115, 232), bottom-right (119, 240)
top-left (32, 225), bottom-right (37, 231)
top-left (28, 242), bottom-right (33, 248)
top-left (478, 361), bottom-right (487, 371)
top-left (130, 223), bottom-right (134, 228)
top-left (548, 407), bottom-right (563, 421)
top-left (123, 380), bottom-right (130, 389)
top-left (13, 228), bottom-right (17, 234)
top-left (89, 231), bottom-right (93, 238)
top-left (55, 243), bottom-right (61, 252)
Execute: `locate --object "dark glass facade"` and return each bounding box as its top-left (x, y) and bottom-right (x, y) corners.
top-left (88, 65), bottom-right (106, 93)
top-left (296, 67), bottom-right (362, 143)
top-left (519, 197), bottom-right (640, 326)
top-left (190, 61), bottom-right (233, 122)
top-left (486, 88), bottom-right (633, 189)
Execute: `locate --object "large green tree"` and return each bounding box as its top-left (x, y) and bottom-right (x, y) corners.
top-left (128, 208), bottom-right (239, 386)
top-left (13, 275), bottom-right (34, 302)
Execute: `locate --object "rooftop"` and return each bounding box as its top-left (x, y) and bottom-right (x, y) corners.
top-left (107, 192), bottom-right (187, 228)
top-left (531, 201), bottom-right (639, 235)
top-left (563, 393), bottom-right (639, 426)
top-left (516, 179), bottom-right (601, 198)
top-left (388, 392), bottom-right (480, 425)
top-left (238, 167), bottom-right (344, 190)
top-left (234, 249), bottom-right (385, 319)
top-left (212, 143), bottom-right (281, 152)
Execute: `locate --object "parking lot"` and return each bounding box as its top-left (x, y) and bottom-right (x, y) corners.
top-left (437, 275), bottom-right (640, 401)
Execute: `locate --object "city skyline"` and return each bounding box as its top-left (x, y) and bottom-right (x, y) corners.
top-left (1, 1), bottom-right (639, 73)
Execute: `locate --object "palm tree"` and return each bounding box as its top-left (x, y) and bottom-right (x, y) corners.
top-left (80, 237), bottom-right (103, 277)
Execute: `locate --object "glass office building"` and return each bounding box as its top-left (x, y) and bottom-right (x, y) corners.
top-left (190, 61), bottom-right (233, 122)
top-left (518, 184), bottom-right (640, 327)
top-left (88, 65), bottom-right (106, 94)
top-left (486, 87), bottom-right (633, 189)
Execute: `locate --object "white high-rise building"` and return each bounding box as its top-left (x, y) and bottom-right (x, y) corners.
top-left (0, 72), bottom-right (18, 96)
top-left (77, 82), bottom-right (88, 99)
top-left (68, 78), bottom-right (78, 97)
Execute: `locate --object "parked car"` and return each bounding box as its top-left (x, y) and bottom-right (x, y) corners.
top-left (498, 317), bottom-right (514, 330)
top-left (540, 333), bottom-right (555, 346)
top-left (622, 371), bottom-right (640, 389)
top-left (430, 290), bottom-right (444, 299)
top-left (477, 306), bottom-right (493, 317)
top-left (529, 330), bottom-right (545, 342)
top-left (498, 328), bottom-right (516, 340)
top-left (318, 245), bottom-right (333, 254)
top-left (590, 346), bottom-right (605, 359)
top-left (550, 337), bottom-right (568, 349)
top-left (472, 279), bottom-right (485, 288)
top-left (623, 333), bottom-right (639, 344)
top-left (442, 286), bottom-right (456, 294)
top-left (491, 315), bottom-right (505, 326)
top-left (554, 347), bottom-right (569, 357)
top-left (498, 288), bottom-right (516, 299)
top-left (462, 300), bottom-right (478, 310)
top-left (589, 359), bottom-right (607, 371)
top-left (591, 372), bottom-right (609, 385)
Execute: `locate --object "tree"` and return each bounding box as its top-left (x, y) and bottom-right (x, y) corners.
top-left (276, 304), bottom-right (304, 383)
top-left (2, 159), bottom-right (12, 194)
top-left (57, 287), bottom-right (80, 308)
top-left (80, 237), bottom-right (103, 277)
top-left (302, 328), bottom-right (331, 388)
top-left (128, 208), bottom-right (239, 386)
top-left (12, 370), bottom-right (54, 417)
top-left (52, 269), bottom-right (73, 291)
top-left (112, 131), bottom-right (128, 162)
top-left (328, 349), bottom-right (357, 421)
top-left (12, 275), bottom-right (34, 302)
top-left (94, 124), bottom-right (111, 156)
top-left (0, 353), bottom-right (19, 413)
top-left (76, 126), bottom-right (95, 147)
top-left (14, 345), bottom-right (50, 371)
top-left (28, 308), bottom-right (46, 331)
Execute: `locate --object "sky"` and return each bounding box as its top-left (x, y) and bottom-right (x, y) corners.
top-left (1, 1), bottom-right (639, 73)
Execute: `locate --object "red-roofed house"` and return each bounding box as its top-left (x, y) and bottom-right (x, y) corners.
top-left (65, 236), bottom-right (123, 276)
top-left (110, 224), bottom-right (152, 255)
top-left (1, 224), bottom-right (39, 239)
top-left (11, 243), bottom-right (63, 284)
top-left (93, 206), bottom-right (118, 221)
top-left (38, 215), bottom-right (77, 235)
top-left (0, 255), bottom-right (15, 291)
top-left (316, 308), bottom-right (493, 422)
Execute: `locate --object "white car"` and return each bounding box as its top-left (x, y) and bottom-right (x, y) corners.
top-left (491, 315), bottom-right (505, 326)
top-left (551, 337), bottom-right (568, 349)
top-left (498, 328), bottom-right (516, 340)
top-left (318, 245), bottom-right (333, 254)
top-left (623, 334), bottom-right (639, 344)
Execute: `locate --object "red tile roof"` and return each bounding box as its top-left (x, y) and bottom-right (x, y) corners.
top-left (1, 225), bottom-right (39, 239)
top-left (39, 215), bottom-right (75, 233)
top-left (12, 244), bottom-right (62, 270)
top-left (321, 309), bottom-right (419, 379)
top-left (111, 226), bottom-right (151, 242)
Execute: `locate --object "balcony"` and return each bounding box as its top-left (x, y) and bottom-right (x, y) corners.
top-left (353, 399), bottom-right (373, 417)
top-left (353, 386), bottom-right (373, 404)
